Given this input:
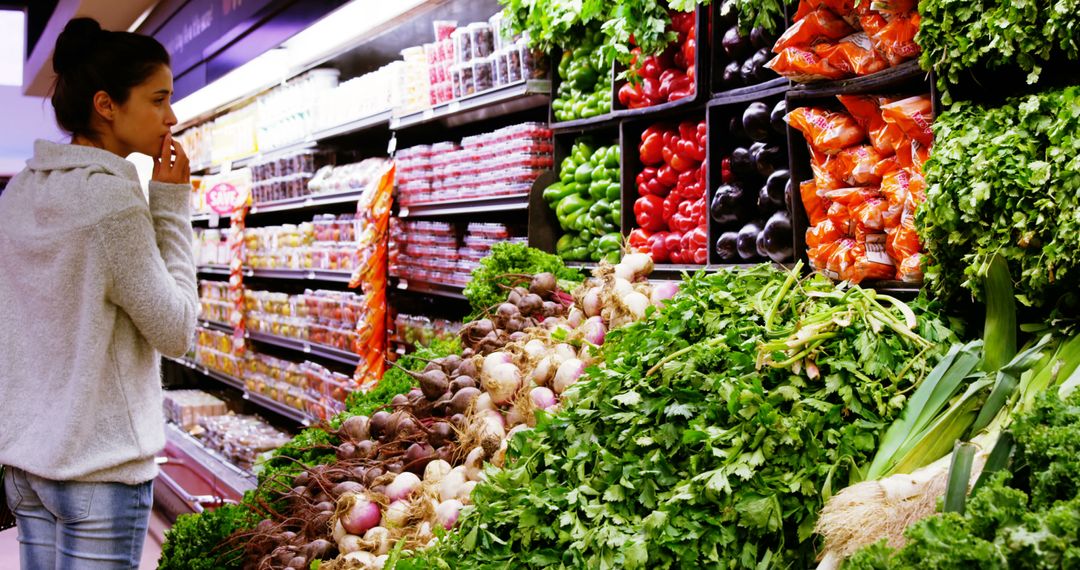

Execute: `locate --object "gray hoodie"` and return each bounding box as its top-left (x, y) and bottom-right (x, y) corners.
top-left (0, 140), bottom-right (197, 484)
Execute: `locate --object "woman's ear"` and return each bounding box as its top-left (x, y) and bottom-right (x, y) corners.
top-left (91, 90), bottom-right (116, 123)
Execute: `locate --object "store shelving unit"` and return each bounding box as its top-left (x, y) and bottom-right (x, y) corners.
top-left (244, 268), bottom-right (354, 284)
top-left (245, 331), bottom-right (363, 368)
top-left (391, 79), bottom-right (551, 130)
top-left (398, 194), bottom-right (530, 218)
top-left (167, 356), bottom-right (311, 426)
top-left (391, 277), bottom-right (468, 300)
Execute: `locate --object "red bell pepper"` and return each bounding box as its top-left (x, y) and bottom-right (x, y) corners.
top-left (638, 55), bottom-right (662, 81)
top-left (696, 121), bottom-right (707, 151)
top-left (634, 194), bottom-right (666, 232)
top-left (639, 132), bottom-right (664, 166)
top-left (659, 69), bottom-right (680, 100)
top-left (619, 83), bottom-right (646, 109)
top-left (667, 72), bottom-right (694, 102)
top-left (637, 167), bottom-right (670, 197)
top-left (648, 231), bottom-right (670, 263)
top-left (697, 161), bottom-right (707, 188)
top-left (677, 169), bottom-right (698, 191)
top-left (641, 77), bottom-right (662, 104)
top-left (662, 192), bottom-right (681, 227)
top-left (670, 10), bottom-right (694, 35)
top-left (657, 164), bottom-right (679, 187)
top-left (627, 228), bottom-right (652, 252)
top-left (665, 231), bottom-right (684, 263)
top-left (676, 138), bottom-right (705, 163)
top-left (688, 226), bottom-right (708, 251)
top-left (691, 197), bottom-right (706, 227)
top-left (667, 149), bottom-right (698, 173)
top-left (683, 38), bottom-right (696, 68)
top-left (678, 121), bottom-right (697, 141)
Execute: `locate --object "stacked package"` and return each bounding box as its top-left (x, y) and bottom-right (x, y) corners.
top-left (163, 390), bottom-right (229, 431)
top-left (197, 414), bottom-right (292, 471)
top-left (389, 221), bottom-right (525, 287)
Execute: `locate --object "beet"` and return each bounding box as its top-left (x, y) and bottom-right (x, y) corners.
top-left (449, 376), bottom-right (477, 391)
top-left (449, 387), bottom-right (481, 415)
top-left (528, 273), bottom-right (556, 297)
top-left (429, 421), bottom-right (454, 448)
top-left (405, 442), bottom-right (436, 474)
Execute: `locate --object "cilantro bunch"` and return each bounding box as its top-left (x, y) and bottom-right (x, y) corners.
top-left (158, 504), bottom-right (259, 570)
top-left (918, 85), bottom-right (1080, 311)
top-left (918, 0), bottom-right (1080, 103)
top-left (463, 243), bottom-right (583, 319)
top-left (402, 265), bottom-right (955, 568)
top-left (846, 390), bottom-right (1080, 569)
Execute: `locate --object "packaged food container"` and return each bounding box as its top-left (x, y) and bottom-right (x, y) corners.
top-left (459, 63), bottom-right (475, 97)
top-left (488, 12), bottom-right (508, 52)
top-left (468, 22), bottom-right (494, 59)
top-left (492, 50), bottom-right (509, 87)
top-left (506, 48), bottom-right (522, 82)
top-left (433, 20), bottom-right (457, 41)
top-left (451, 28), bottom-right (472, 64)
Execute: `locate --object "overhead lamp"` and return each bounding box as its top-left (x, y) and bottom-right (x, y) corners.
top-left (0, 9), bottom-right (25, 86)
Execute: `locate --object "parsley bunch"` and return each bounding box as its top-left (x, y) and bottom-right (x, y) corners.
top-left (402, 265), bottom-right (955, 568)
top-left (463, 243), bottom-right (583, 319)
top-left (158, 504), bottom-right (259, 570)
top-left (918, 85), bottom-right (1080, 311)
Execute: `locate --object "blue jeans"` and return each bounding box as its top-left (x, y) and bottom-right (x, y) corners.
top-left (2, 466), bottom-right (153, 570)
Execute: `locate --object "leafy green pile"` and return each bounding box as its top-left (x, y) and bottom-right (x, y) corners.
top-left (401, 265), bottom-right (956, 568)
top-left (846, 390), bottom-right (1080, 569)
top-left (463, 243), bottom-right (583, 318)
top-left (917, 0), bottom-right (1080, 103)
top-left (158, 504), bottom-right (259, 570)
top-left (918, 85), bottom-right (1080, 310)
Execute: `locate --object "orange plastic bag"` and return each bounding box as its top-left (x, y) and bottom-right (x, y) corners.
top-left (887, 208), bottom-right (920, 264)
top-left (842, 241), bottom-right (896, 283)
top-left (807, 219), bottom-right (844, 249)
top-left (774, 9), bottom-right (854, 52)
top-left (826, 237), bottom-right (858, 280)
top-left (809, 239), bottom-right (842, 273)
top-left (835, 144), bottom-right (888, 185)
top-left (906, 167), bottom-right (926, 206)
top-left (813, 33), bottom-right (890, 76)
top-left (879, 168), bottom-right (910, 227)
top-left (794, 0), bottom-right (870, 26)
top-left (825, 186), bottom-right (887, 231)
top-left (897, 252), bottom-right (923, 282)
top-left (801, 179), bottom-right (829, 225)
top-left (851, 193), bottom-right (889, 230)
top-left (881, 95), bottom-right (934, 147)
top-left (788, 107), bottom-right (867, 154)
top-left (872, 12), bottom-right (921, 66)
top-left (766, 48), bottom-right (849, 82)
top-left (826, 200), bottom-right (855, 235)
top-left (823, 186), bottom-right (879, 207)
top-left (860, 13), bottom-right (889, 35)
top-left (811, 148), bottom-right (845, 191)
top-left (837, 94), bottom-right (904, 154)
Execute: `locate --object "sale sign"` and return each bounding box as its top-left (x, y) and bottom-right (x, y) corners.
top-left (203, 168), bottom-right (252, 215)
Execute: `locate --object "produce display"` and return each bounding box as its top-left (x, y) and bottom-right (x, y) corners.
top-left (715, 0), bottom-right (782, 90)
top-left (768, 0), bottom-right (921, 82)
top-left (542, 138), bottom-right (622, 262)
top-left (791, 94), bottom-right (934, 283)
top-left (628, 118), bottom-right (709, 264)
top-left (389, 221), bottom-right (526, 288)
top-left (552, 26), bottom-right (615, 122)
top-left (395, 123), bottom-right (553, 206)
top-left (711, 98), bottom-right (794, 263)
top-left (615, 8), bottom-right (697, 110)
top-left (919, 86), bottom-right (1080, 308)
top-left (244, 288), bottom-right (368, 353)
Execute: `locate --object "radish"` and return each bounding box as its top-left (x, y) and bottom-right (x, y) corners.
top-left (474, 392), bottom-right (496, 413)
top-left (338, 534), bottom-right (363, 554)
top-left (424, 459), bottom-right (452, 484)
top-left (338, 493), bottom-right (381, 536)
top-left (439, 467), bottom-right (467, 502)
top-left (581, 316), bottom-right (606, 345)
top-left (363, 526), bottom-right (391, 555)
top-left (621, 252), bottom-right (654, 278)
top-left (583, 287), bottom-right (602, 317)
top-left (435, 499), bottom-right (463, 529)
top-left (481, 352), bottom-right (512, 379)
top-left (458, 480), bottom-right (478, 503)
top-left (622, 291), bottom-right (650, 320)
top-left (383, 500), bottom-right (410, 529)
top-left (478, 409), bottom-right (506, 441)
top-left (386, 472), bottom-right (421, 501)
top-left (567, 307), bottom-right (585, 328)
top-left (530, 386), bottom-right (557, 410)
top-left (523, 339), bottom-right (547, 361)
top-left (483, 362), bottom-right (522, 405)
top-left (553, 358), bottom-right (586, 395)
top-left (650, 281), bottom-right (679, 306)
top-left (554, 343), bottom-right (577, 362)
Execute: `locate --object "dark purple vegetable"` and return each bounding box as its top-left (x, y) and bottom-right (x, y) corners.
top-left (723, 60), bottom-right (744, 87)
top-left (722, 26), bottom-right (750, 59)
top-left (785, 180), bottom-right (795, 212)
top-left (750, 26), bottom-right (772, 50)
top-left (729, 116), bottom-right (749, 144)
top-left (757, 185), bottom-right (776, 215)
top-left (762, 210), bottom-right (794, 263)
top-left (718, 0), bottom-right (739, 27)
top-left (428, 421), bottom-right (454, 448)
top-left (449, 387), bottom-right (481, 415)
top-left (737, 222), bottom-right (762, 260)
top-left (750, 48), bottom-right (773, 82)
top-left (449, 376), bottom-right (477, 391)
top-left (405, 442), bottom-right (436, 474)
top-left (711, 183), bottom-right (752, 225)
top-left (715, 231), bottom-right (740, 261)
top-left (730, 147), bottom-right (755, 180)
top-left (743, 102), bottom-right (772, 142)
top-left (753, 144), bottom-right (785, 177)
top-left (756, 227), bottom-right (769, 258)
top-left (740, 56), bottom-right (756, 84)
top-left (771, 100), bottom-right (787, 134)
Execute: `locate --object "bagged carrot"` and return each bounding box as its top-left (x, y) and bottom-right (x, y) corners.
top-left (836, 94), bottom-right (904, 154)
top-left (881, 95), bottom-right (934, 146)
top-left (788, 106), bottom-right (867, 154)
top-left (842, 241), bottom-right (896, 283)
top-left (834, 144), bottom-right (888, 185)
top-left (807, 219), bottom-right (844, 249)
top-left (766, 47), bottom-right (848, 82)
top-left (811, 148), bottom-right (846, 190)
top-left (871, 12), bottom-right (921, 66)
top-left (801, 179), bottom-right (830, 225)
top-left (813, 33), bottom-right (889, 76)
top-left (774, 8), bottom-right (854, 52)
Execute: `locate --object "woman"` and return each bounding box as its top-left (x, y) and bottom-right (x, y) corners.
top-left (0, 17), bottom-right (197, 569)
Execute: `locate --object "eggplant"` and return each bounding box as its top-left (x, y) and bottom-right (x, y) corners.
top-left (723, 60), bottom-right (745, 88)
top-left (753, 144), bottom-right (785, 177)
top-left (729, 115), bottom-right (749, 144)
top-left (740, 56), bottom-right (756, 84)
top-left (750, 48), bottom-right (773, 83)
top-left (722, 26), bottom-right (750, 60)
top-left (742, 102), bottom-right (772, 142)
top-left (785, 179), bottom-right (795, 212)
top-left (718, 0), bottom-right (739, 28)
top-left (762, 210), bottom-right (794, 263)
top-left (756, 227), bottom-right (769, 258)
top-left (757, 185), bottom-right (774, 215)
top-left (770, 100), bottom-right (788, 135)
top-left (730, 147), bottom-right (755, 180)
top-left (715, 231), bottom-right (739, 261)
top-left (750, 26), bottom-right (773, 50)
top-left (710, 183), bottom-right (752, 225)
top-left (765, 169), bottom-right (790, 207)
top-left (737, 222), bottom-right (762, 260)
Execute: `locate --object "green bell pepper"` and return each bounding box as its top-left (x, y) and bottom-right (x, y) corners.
top-left (604, 146), bottom-right (620, 169)
top-left (573, 163), bottom-right (593, 185)
top-left (602, 250), bottom-right (621, 264)
top-left (597, 232), bottom-right (622, 252)
top-left (543, 182), bottom-right (576, 203)
top-left (611, 200), bottom-right (622, 226)
top-left (555, 233), bottom-right (575, 254)
top-left (604, 181), bottom-right (621, 202)
top-left (588, 199), bottom-right (612, 219)
top-left (555, 194), bottom-right (589, 219)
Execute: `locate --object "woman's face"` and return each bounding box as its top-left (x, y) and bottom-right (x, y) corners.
top-left (110, 64), bottom-right (178, 157)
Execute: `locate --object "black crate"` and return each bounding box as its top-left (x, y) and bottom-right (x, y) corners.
top-left (705, 92), bottom-right (794, 266)
top-left (548, 46), bottom-right (618, 131)
top-left (709, 0), bottom-right (790, 98)
top-left (611, 4), bottom-right (711, 118)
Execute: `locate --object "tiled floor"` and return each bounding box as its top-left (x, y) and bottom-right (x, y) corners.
top-left (0, 508), bottom-right (170, 569)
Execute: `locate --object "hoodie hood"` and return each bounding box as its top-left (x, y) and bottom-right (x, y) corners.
top-left (0, 139), bottom-right (147, 238)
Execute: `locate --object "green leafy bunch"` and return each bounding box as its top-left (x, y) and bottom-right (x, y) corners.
top-left (463, 243), bottom-right (584, 318)
top-left (400, 265), bottom-right (955, 569)
top-left (846, 390), bottom-right (1080, 569)
top-left (917, 0), bottom-right (1080, 103)
top-left (158, 504), bottom-right (260, 570)
top-left (918, 85), bottom-right (1080, 311)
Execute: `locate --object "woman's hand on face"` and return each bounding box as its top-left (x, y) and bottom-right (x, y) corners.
top-left (152, 133), bottom-right (190, 184)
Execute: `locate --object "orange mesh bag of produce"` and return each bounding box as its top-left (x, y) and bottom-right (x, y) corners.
top-left (834, 144), bottom-right (888, 185)
top-left (887, 207), bottom-right (920, 264)
top-left (788, 107), bottom-right (867, 154)
top-left (872, 12), bottom-right (921, 66)
top-left (813, 33), bottom-right (890, 76)
top-left (807, 219), bottom-right (844, 249)
top-left (774, 8), bottom-right (854, 52)
top-left (837, 94), bottom-right (904, 154)
top-left (766, 47), bottom-right (849, 82)
top-left (801, 179), bottom-right (829, 225)
top-left (881, 95), bottom-right (934, 147)
top-left (841, 240), bottom-right (896, 283)
top-left (811, 148), bottom-right (846, 191)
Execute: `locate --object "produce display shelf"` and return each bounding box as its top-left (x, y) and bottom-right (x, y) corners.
top-left (199, 319), bottom-right (233, 334)
top-left (786, 60), bottom-right (925, 100)
top-left (709, 78), bottom-right (791, 106)
top-left (391, 79), bottom-right (552, 130)
top-left (244, 268), bottom-right (354, 284)
top-left (163, 422), bottom-right (258, 493)
top-left (310, 109), bottom-right (393, 141)
top-left (392, 277), bottom-right (468, 300)
top-left (245, 331), bottom-right (362, 367)
top-left (166, 356), bottom-right (311, 426)
top-left (232, 140), bottom-right (319, 171)
top-left (549, 112), bottom-right (620, 134)
top-left (397, 193), bottom-right (530, 218)
top-left (248, 189), bottom-right (366, 215)
top-left (197, 265), bottom-right (232, 276)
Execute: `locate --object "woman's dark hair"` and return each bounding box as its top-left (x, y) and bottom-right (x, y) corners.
top-left (51, 17), bottom-right (171, 138)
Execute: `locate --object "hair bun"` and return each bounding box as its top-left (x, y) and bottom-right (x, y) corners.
top-left (53, 18), bottom-right (103, 74)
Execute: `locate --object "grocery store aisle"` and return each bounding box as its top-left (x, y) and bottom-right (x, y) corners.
top-left (0, 508), bottom-right (169, 569)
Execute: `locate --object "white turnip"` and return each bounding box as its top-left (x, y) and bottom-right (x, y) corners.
top-left (464, 447), bottom-right (485, 481)
top-left (530, 386), bottom-right (557, 410)
top-left (439, 467), bottom-right (467, 502)
top-left (532, 355), bottom-right (559, 386)
top-left (338, 534), bottom-right (363, 554)
top-left (435, 499), bottom-right (463, 529)
top-left (613, 278), bottom-right (634, 298)
top-left (458, 480), bottom-right (478, 503)
top-left (582, 287), bottom-right (602, 317)
top-left (553, 343), bottom-right (577, 362)
top-left (480, 352), bottom-right (512, 379)
top-left (338, 493), bottom-right (381, 536)
top-left (650, 281), bottom-right (679, 306)
top-left (622, 292), bottom-right (650, 320)
top-left (363, 526), bottom-right (392, 555)
top-left (342, 550), bottom-right (376, 565)
top-left (386, 472), bottom-right (421, 501)
top-left (483, 362), bottom-right (522, 405)
top-left (567, 307), bottom-right (585, 328)
top-left (581, 316), bottom-right (606, 345)
top-left (621, 252), bottom-right (654, 278)
top-left (474, 392), bottom-right (496, 413)
top-left (523, 339), bottom-right (547, 361)
top-left (383, 500), bottom-right (410, 529)
top-left (424, 459), bottom-right (452, 484)
top-left (553, 358), bottom-right (586, 395)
